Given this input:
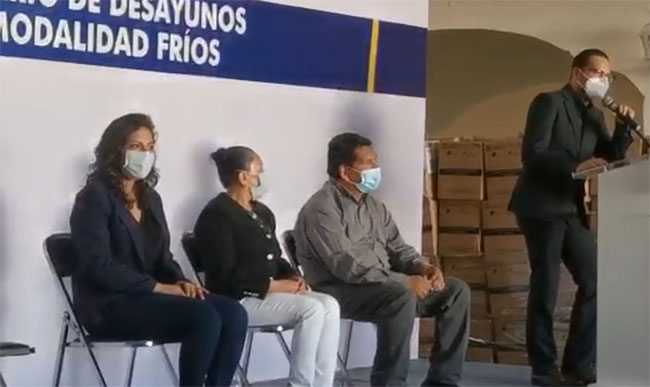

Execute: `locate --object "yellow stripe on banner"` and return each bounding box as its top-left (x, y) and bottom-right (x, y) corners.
top-left (366, 18), bottom-right (380, 93)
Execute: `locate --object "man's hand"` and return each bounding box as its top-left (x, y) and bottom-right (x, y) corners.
top-left (177, 281), bottom-right (210, 299)
top-left (425, 264), bottom-right (446, 291)
top-left (576, 158), bottom-right (608, 173)
top-left (408, 275), bottom-right (432, 299)
top-left (615, 104), bottom-right (635, 123)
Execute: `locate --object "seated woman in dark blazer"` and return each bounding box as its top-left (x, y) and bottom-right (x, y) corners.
top-left (70, 113), bottom-right (247, 387)
top-left (194, 146), bottom-right (340, 387)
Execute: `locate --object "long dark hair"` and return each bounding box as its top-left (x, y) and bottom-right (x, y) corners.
top-left (210, 146), bottom-right (256, 188)
top-left (87, 113), bottom-right (159, 209)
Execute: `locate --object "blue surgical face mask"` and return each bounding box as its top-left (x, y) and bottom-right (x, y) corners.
top-left (123, 150), bottom-right (155, 180)
top-left (250, 173), bottom-right (268, 200)
top-left (352, 167), bottom-right (381, 193)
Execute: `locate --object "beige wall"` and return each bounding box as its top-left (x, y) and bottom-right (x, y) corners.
top-left (428, 0), bottom-right (650, 137)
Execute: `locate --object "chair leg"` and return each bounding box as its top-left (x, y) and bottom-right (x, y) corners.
top-left (124, 347), bottom-right (137, 387)
top-left (241, 331), bottom-right (254, 378)
top-left (160, 345), bottom-right (179, 386)
top-left (343, 320), bottom-right (354, 369)
top-left (275, 332), bottom-right (291, 361)
top-left (52, 319), bottom-right (69, 387)
top-left (235, 364), bottom-right (250, 387)
top-left (80, 336), bottom-right (108, 387)
top-left (0, 370), bottom-right (7, 387)
top-left (336, 353), bottom-right (354, 387)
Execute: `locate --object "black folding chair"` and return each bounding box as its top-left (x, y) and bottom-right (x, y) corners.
top-left (281, 230), bottom-right (354, 386)
top-left (0, 342), bottom-right (35, 387)
top-left (181, 232), bottom-right (294, 387)
top-left (44, 233), bottom-right (178, 387)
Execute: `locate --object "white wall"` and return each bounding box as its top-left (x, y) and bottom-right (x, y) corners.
top-left (430, 0), bottom-right (650, 134)
top-left (0, 1), bottom-right (427, 385)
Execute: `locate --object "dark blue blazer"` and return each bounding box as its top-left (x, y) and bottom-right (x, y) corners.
top-left (70, 178), bottom-right (186, 326)
top-left (508, 85), bottom-right (633, 219)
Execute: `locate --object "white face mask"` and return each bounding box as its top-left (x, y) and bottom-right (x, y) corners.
top-left (123, 150), bottom-right (155, 180)
top-left (580, 70), bottom-right (610, 100)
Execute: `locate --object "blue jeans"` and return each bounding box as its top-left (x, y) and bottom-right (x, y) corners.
top-left (88, 292), bottom-right (248, 386)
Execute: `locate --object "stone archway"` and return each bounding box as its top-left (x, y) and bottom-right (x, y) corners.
top-left (426, 29), bottom-right (645, 139)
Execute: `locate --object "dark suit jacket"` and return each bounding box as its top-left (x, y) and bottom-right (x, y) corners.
top-left (70, 178), bottom-right (186, 326)
top-left (508, 85), bottom-right (633, 219)
top-left (193, 193), bottom-right (298, 300)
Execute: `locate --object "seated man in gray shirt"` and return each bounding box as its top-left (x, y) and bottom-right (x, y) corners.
top-left (294, 133), bottom-right (470, 387)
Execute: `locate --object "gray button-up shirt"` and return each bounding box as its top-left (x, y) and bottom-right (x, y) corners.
top-left (294, 179), bottom-right (425, 287)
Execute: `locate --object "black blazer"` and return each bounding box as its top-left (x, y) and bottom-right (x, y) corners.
top-left (70, 178), bottom-right (185, 326)
top-left (509, 85), bottom-right (633, 219)
top-left (193, 193), bottom-right (298, 300)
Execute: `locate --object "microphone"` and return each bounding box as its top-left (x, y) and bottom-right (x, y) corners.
top-left (602, 95), bottom-right (640, 130)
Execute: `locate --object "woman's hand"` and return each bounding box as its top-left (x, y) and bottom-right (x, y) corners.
top-left (153, 283), bottom-right (186, 297)
top-left (268, 279), bottom-right (301, 294)
top-left (177, 281), bottom-right (210, 299)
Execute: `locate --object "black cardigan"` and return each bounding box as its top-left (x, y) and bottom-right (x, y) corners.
top-left (193, 193), bottom-right (298, 299)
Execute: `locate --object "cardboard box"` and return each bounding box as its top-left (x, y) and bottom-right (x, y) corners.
top-left (483, 234), bottom-right (527, 255)
top-left (493, 318), bottom-right (526, 346)
top-left (496, 350), bottom-right (528, 365)
top-left (487, 264), bottom-right (530, 288)
top-left (589, 214), bottom-right (597, 233)
top-left (466, 347), bottom-right (494, 363)
top-left (442, 256), bottom-right (486, 286)
top-left (424, 171), bottom-right (437, 200)
top-left (485, 175), bottom-right (519, 203)
top-left (438, 233), bottom-right (481, 256)
top-left (422, 198), bottom-right (438, 257)
top-left (482, 201), bottom-right (518, 230)
top-left (484, 251), bottom-right (528, 266)
top-left (424, 142), bottom-right (438, 199)
top-left (419, 317), bottom-right (436, 343)
top-left (589, 196), bottom-right (598, 213)
top-left (588, 176), bottom-right (598, 197)
top-left (438, 200), bottom-right (481, 229)
top-left (489, 292), bottom-right (528, 317)
top-left (494, 318), bottom-right (570, 348)
top-left (422, 197), bottom-right (434, 229)
top-left (422, 229), bottom-right (435, 258)
top-left (472, 289), bottom-right (489, 317)
top-left (418, 317), bottom-right (436, 358)
top-left (438, 175), bottom-right (483, 200)
top-left (438, 141), bottom-right (483, 171)
top-left (471, 318), bottom-right (493, 341)
top-left (626, 137), bottom-right (645, 159)
top-left (484, 140), bottom-right (522, 172)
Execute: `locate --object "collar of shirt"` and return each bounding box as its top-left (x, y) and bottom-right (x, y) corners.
top-left (327, 178), bottom-right (366, 204)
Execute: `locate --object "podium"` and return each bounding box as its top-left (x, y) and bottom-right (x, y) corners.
top-left (575, 156), bottom-right (650, 386)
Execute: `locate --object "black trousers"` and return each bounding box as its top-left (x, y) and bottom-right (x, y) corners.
top-left (318, 277), bottom-right (470, 387)
top-left (87, 293), bottom-right (248, 387)
top-left (517, 216), bottom-right (597, 376)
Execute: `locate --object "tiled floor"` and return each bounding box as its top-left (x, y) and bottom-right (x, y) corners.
top-left (252, 360), bottom-right (534, 386)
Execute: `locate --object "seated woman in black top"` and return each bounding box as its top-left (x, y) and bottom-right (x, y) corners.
top-left (194, 146), bottom-right (340, 387)
top-left (70, 114), bottom-right (247, 387)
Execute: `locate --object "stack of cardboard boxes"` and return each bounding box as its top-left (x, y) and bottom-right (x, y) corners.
top-left (420, 138), bottom-right (576, 364)
top-left (585, 136), bottom-right (650, 233)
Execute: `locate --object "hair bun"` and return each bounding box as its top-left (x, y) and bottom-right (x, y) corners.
top-left (210, 148), bottom-right (228, 166)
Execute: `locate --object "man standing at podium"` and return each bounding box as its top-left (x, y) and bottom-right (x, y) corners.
top-left (508, 48), bottom-right (636, 386)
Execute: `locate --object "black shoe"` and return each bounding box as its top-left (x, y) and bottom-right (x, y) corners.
top-left (532, 368), bottom-right (582, 386)
top-left (563, 368), bottom-right (596, 386)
